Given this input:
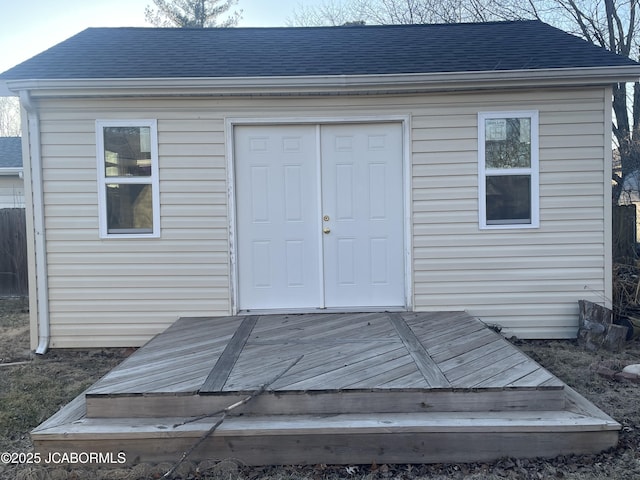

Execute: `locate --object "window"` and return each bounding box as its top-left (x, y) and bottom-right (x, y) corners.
top-left (478, 111), bottom-right (539, 229)
top-left (96, 120), bottom-right (159, 237)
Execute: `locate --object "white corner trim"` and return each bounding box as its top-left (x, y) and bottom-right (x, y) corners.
top-left (603, 88), bottom-right (613, 309)
top-left (402, 116), bottom-right (414, 310)
top-left (224, 118), bottom-right (238, 315)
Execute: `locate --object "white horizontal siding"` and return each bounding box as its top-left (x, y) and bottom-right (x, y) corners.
top-left (35, 87), bottom-right (609, 347)
top-left (410, 88), bottom-right (608, 338)
top-left (0, 176), bottom-right (24, 208)
top-left (38, 103), bottom-right (230, 347)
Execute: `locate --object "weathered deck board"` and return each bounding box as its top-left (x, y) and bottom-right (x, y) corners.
top-left (85, 311), bottom-right (564, 396)
top-left (454, 353), bottom-right (528, 387)
top-left (225, 342), bottom-right (333, 384)
top-left (378, 370), bottom-right (431, 389)
top-left (407, 313), bottom-right (482, 338)
top-left (281, 346), bottom-right (414, 390)
top-left (231, 342), bottom-right (409, 391)
top-left (290, 313), bottom-right (397, 341)
top-left (88, 345), bottom-right (222, 394)
top-left (438, 339), bottom-right (508, 373)
top-left (342, 358), bottom-right (418, 389)
top-left (200, 315), bottom-right (259, 392)
top-left (430, 329), bottom-right (508, 363)
top-left (474, 357), bottom-right (545, 388)
top-left (417, 322), bottom-right (493, 353)
top-left (86, 388), bottom-right (568, 419)
top-left (32, 411), bottom-right (620, 466)
top-left (250, 312), bottom-right (383, 341)
top-left (507, 367), bottom-right (558, 387)
top-left (442, 344), bottom-right (517, 383)
top-left (35, 311), bottom-right (621, 466)
top-left (88, 317), bottom-right (242, 394)
top-left (138, 316), bottom-right (241, 352)
top-left (35, 411), bottom-right (620, 438)
top-left (388, 313), bottom-right (450, 387)
top-left (34, 390), bottom-right (86, 431)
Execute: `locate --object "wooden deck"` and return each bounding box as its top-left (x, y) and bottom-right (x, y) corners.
top-left (32, 311), bottom-right (620, 466)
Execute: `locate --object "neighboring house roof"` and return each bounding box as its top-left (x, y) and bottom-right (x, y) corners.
top-left (0, 137), bottom-right (22, 170)
top-left (0, 20), bottom-right (638, 82)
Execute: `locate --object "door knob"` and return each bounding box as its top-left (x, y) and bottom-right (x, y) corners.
top-left (323, 227), bottom-right (331, 234)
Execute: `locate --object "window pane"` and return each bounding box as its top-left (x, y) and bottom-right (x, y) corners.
top-left (485, 118), bottom-right (531, 169)
top-left (106, 184), bottom-right (153, 233)
top-left (104, 127), bottom-right (152, 177)
top-left (486, 175), bottom-right (531, 225)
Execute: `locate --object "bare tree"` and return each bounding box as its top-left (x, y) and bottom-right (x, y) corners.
top-left (287, 0), bottom-right (359, 26)
top-left (0, 97), bottom-right (20, 137)
top-left (286, 0), bottom-right (514, 26)
top-left (145, 0), bottom-right (242, 27)
top-left (288, 0), bottom-right (639, 205)
top-left (485, 0), bottom-right (639, 204)
top-left (355, 0), bottom-right (454, 24)
top-left (571, 0), bottom-right (638, 204)
top-left (287, 0), bottom-right (435, 26)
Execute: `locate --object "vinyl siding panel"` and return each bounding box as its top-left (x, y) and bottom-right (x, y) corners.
top-left (38, 104), bottom-right (229, 348)
top-left (0, 175), bottom-right (24, 209)
top-left (34, 87), bottom-right (610, 347)
top-left (410, 88), bottom-right (608, 339)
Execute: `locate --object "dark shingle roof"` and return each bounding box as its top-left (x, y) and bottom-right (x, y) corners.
top-left (0, 138), bottom-right (22, 169)
top-left (0, 20), bottom-right (637, 81)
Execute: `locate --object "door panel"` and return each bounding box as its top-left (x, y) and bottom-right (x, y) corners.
top-left (320, 123), bottom-right (405, 307)
top-left (235, 123), bottom-right (405, 311)
top-left (235, 125), bottom-right (321, 310)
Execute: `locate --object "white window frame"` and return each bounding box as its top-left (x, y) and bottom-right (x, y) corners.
top-left (96, 119), bottom-right (160, 238)
top-left (478, 110), bottom-right (539, 230)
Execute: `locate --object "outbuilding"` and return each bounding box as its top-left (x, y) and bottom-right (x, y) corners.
top-left (0, 136), bottom-right (23, 209)
top-left (1, 20), bottom-right (639, 350)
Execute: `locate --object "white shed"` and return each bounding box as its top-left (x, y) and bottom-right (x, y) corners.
top-left (1, 21), bottom-right (639, 350)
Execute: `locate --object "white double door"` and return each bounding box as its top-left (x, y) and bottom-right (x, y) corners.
top-left (235, 123), bottom-right (405, 311)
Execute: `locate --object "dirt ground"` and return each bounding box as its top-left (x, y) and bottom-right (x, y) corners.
top-left (0, 298), bottom-right (639, 480)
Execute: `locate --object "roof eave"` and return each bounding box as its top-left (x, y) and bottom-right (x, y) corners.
top-left (3, 66), bottom-right (640, 97)
top-left (0, 83), bottom-right (17, 96)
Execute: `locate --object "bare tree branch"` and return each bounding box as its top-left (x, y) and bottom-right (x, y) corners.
top-left (527, 0), bottom-right (542, 19)
top-left (564, 0), bottom-right (596, 43)
top-left (287, 0), bottom-right (357, 26)
top-left (285, 0), bottom-right (639, 203)
top-left (626, 0), bottom-right (638, 56)
top-left (606, 0), bottom-right (625, 53)
top-left (163, 354), bottom-right (304, 479)
top-left (0, 97), bottom-right (21, 137)
top-left (145, 0), bottom-right (242, 27)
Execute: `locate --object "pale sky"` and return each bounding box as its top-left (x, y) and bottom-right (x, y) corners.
top-left (0, 0), bottom-right (317, 73)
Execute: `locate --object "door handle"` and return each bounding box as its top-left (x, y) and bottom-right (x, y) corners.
top-left (323, 227), bottom-right (331, 234)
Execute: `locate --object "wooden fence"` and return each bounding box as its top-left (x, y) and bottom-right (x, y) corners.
top-left (0, 208), bottom-right (28, 297)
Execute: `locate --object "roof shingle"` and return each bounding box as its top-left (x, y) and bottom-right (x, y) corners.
top-left (1, 20), bottom-right (637, 81)
top-left (0, 137), bottom-right (22, 169)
